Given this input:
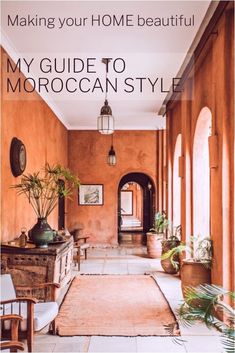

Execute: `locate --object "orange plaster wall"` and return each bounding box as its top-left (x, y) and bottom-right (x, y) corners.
top-left (67, 131), bottom-right (157, 245)
top-left (165, 4), bottom-right (234, 289)
top-left (189, 8), bottom-right (234, 289)
top-left (166, 101), bottom-right (182, 222)
top-left (1, 48), bottom-right (68, 242)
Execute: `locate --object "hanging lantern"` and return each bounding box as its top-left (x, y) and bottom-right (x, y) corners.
top-left (107, 145), bottom-right (116, 166)
top-left (107, 134), bottom-right (116, 166)
top-left (97, 58), bottom-right (115, 135)
top-left (97, 100), bottom-right (114, 135)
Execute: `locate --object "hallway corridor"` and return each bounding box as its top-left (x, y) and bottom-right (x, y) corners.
top-left (31, 247), bottom-right (222, 353)
top-left (0, 2), bottom-right (234, 352)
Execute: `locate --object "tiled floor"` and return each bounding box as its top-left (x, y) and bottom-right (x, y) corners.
top-left (30, 247), bottom-right (223, 352)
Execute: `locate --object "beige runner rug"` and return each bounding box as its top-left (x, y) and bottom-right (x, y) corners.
top-left (55, 275), bottom-right (179, 336)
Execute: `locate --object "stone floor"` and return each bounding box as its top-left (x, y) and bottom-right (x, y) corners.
top-left (30, 247), bottom-right (223, 352)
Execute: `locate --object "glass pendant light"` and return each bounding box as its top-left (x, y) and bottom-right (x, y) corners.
top-left (97, 58), bottom-right (114, 135)
top-left (107, 135), bottom-right (116, 166)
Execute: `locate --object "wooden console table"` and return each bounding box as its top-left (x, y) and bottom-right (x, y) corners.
top-left (0, 237), bottom-right (73, 300)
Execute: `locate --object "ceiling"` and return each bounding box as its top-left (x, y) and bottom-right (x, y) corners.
top-left (1, 0), bottom-right (211, 130)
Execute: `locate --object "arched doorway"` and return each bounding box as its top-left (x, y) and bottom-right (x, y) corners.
top-left (118, 173), bottom-right (155, 245)
top-left (193, 107), bottom-right (212, 240)
top-left (173, 134), bottom-right (182, 228)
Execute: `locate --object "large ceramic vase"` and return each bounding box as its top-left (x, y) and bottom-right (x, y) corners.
top-left (161, 239), bottom-right (180, 274)
top-left (29, 218), bottom-right (54, 248)
top-left (146, 232), bottom-right (162, 258)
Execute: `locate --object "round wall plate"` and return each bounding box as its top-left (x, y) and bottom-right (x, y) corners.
top-left (10, 137), bottom-right (27, 177)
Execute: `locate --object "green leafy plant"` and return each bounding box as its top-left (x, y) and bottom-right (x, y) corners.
top-left (194, 237), bottom-right (213, 262)
top-left (11, 163), bottom-right (80, 218)
top-left (178, 284), bottom-right (235, 353)
top-left (161, 236), bottom-right (212, 272)
top-left (160, 225), bottom-right (182, 274)
top-left (167, 224), bottom-right (182, 241)
top-left (150, 211), bottom-right (170, 235)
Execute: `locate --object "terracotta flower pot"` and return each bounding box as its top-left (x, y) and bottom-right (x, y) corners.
top-left (181, 259), bottom-right (211, 299)
top-left (146, 232), bottom-right (162, 258)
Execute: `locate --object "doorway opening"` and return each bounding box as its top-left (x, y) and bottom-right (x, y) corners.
top-left (118, 173), bottom-right (155, 246)
top-left (173, 134), bottom-right (182, 227)
top-left (58, 179), bottom-right (65, 230)
top-left (193, 107), bottom-right (212, 243)
top-left (120, 182), bottom-right (143, 232)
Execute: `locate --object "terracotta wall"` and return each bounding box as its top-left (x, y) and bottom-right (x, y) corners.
top-left (166, 101), bottom-right (182, 224)
top-left (1, 48), bottom-right (68, 242)
top-left (67, 131), bottom-right (157, 245)
top-left (158, 4), bottom-right (234, 290)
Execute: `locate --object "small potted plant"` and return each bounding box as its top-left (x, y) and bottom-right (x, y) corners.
top-left (146, 211), bottom-right (169, 258)
top-left (11, 163), bottom-right (80, 248)
top-left (165, 284), bottom-right (235, 352)
top-left (160, 225), bottom-right (181, 274)
top-left (161, 236), bottom-right (212, 297)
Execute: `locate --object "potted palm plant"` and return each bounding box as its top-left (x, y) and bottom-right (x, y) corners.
top-left (146, 211), bottom-right (169, 258)
top-left (161, 236), bottom-right (212, 297)
top-left (160, 225), bottom-right (181, 274)
top-left (179, 284), bottom-right (235, 353)
top-left (165, 284), bottom-right (235, 353)
top-left (12, 163), bottom-right (80, 248)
